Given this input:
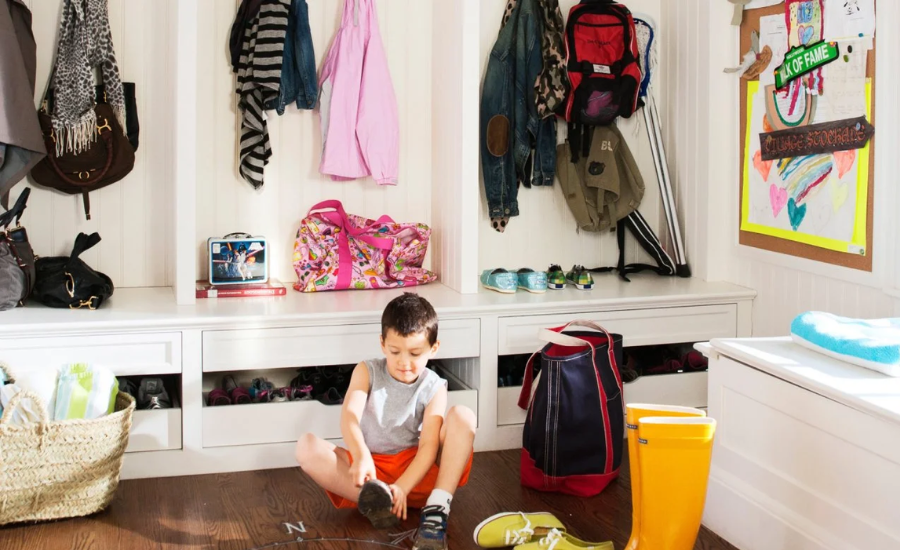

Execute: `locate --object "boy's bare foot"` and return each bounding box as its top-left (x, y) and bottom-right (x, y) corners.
top-left (357, 479), bottom-right (399, 529)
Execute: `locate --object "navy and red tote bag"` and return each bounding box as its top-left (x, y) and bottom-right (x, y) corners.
top-left (517, 320), bottom-right (625, 496)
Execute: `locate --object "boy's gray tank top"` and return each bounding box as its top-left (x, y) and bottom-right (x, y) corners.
top-left (359, 358), bottom-right (446, 455)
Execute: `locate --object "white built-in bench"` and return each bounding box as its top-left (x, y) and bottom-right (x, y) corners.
top-left (0, 277), bottom-right (753, 479)
top-left (700, 337), bottom-right (900, 550)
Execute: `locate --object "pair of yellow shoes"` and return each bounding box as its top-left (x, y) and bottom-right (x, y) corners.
top-left (473, 512), bottom-right (611, 549)
top-left (474, 404), bottom-right (717, 550)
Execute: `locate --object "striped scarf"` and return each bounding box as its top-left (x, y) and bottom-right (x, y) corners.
top-left (236, 0), bottom-right (290, 189)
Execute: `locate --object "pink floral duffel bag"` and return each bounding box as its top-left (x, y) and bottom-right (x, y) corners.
top-left (292, 200), bottom-right (437, 292)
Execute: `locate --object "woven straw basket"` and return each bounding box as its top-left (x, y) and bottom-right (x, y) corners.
top-left (0, 363), bottom-right (135, 525)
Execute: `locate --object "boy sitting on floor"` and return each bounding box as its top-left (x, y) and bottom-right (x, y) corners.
top-left (296, 292), bottom-right (477, 550)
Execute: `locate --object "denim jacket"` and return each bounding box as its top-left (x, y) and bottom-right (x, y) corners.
top-left (481, 0), bottom-right (557, 223)
top-left (267, 0), bottom-right (317, 114)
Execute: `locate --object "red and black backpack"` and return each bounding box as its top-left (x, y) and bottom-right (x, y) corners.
top-left (562, 0), bottom-right (642, 127)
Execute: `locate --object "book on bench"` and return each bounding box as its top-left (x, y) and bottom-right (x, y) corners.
top-left (195, 279), bottom-right (287, 299)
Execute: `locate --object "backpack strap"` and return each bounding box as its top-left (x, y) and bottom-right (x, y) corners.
top-left (0, 188), bottom-right (31, 229)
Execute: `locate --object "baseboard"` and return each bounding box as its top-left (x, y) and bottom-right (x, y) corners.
top-left (703, 468), bottom-right (843, 550)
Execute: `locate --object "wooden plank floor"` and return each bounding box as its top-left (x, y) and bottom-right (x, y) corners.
top-left (0, 449), bottom-right (737, 550)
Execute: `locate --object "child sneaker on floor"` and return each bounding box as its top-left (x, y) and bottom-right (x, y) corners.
top-left (474, 512), bottom-right (566, 547)
top-left (565, 265), bottom-right (594, 290)
top-left (547, 265), bottom-right (567, 290)
top-left (414, 505), bottom-right (449, 550)
top-left (512, 529), bottom-right (613, 550)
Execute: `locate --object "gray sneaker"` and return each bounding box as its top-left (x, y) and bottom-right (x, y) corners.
top-left (138, 378), bottom-right (171, 410)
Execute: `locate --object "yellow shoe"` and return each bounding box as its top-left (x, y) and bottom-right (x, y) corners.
top-left (637, 416), bottom-right (717, 550)
top-left (624, 404), bottom-right (706, 550)
top-left (513, 528), bottom-right (614, 550)
top-left (473, 512), bottom-right (565, 548)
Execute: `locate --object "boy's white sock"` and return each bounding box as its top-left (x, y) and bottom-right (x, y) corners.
top-left (425, 489), bottom-right (453, 516)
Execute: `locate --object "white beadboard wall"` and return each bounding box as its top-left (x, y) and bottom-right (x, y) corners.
top-left (666, 1), bottom-right (900, 336)
top-left (195, 0), bottom-right (434, 285)
top-left (13, 0), bottom-right (174, 288)
top-left (477, 0), bottom-right (667, 275)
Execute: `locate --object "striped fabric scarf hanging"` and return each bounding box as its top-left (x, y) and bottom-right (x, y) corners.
top-left (235, 0), bottom-right (289, 189)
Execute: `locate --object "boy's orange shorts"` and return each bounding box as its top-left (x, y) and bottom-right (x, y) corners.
top-left (326, 447), bottom-right (473, 509)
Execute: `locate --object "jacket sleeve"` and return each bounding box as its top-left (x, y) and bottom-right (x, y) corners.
top-left (355, 0), bottom-right (399, 185)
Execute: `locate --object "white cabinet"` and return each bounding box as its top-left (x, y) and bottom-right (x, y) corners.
top-left (702, 338), bottom-right (900, 550)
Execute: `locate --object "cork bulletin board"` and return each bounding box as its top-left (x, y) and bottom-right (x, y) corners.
top-left (738, 3), bottom-right (876, 271)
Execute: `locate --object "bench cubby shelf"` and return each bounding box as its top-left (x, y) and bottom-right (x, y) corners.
top-left (0, 277), bottom-right (753, 479)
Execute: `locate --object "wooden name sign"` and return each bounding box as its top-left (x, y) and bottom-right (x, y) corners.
top-left (759, 116), bottom-right (874, 161)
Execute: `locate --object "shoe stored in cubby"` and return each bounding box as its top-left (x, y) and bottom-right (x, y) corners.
top-left (117, 374), bottom-right (183, 453)
top-left (201, 360), bottom-right (479, 449)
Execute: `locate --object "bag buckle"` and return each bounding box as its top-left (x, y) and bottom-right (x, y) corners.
top-left (65, 272), bottom-right (75, 298)
top-left (69, 297), bottom-right (99, 310)
top-left (96, 117), bottom-right (111, 135)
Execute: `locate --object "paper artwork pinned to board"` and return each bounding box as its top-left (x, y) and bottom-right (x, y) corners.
top-left (831, 180), bottom-right (850, 211)
top-left (823, 0), bottom-right (875, 41)
top-left (759, 14), bottom-right (788, 87)
top-left (785, 0), bottom-right (826, 95)
top-left (764, 82), bottom-right (818, 131)
top-left (833, 149), bottom-right (856, 178)
top-left (742, 80), bottom-right (870, 254)
top-left (755, 150), bottom-right (774, 181)
top-left (769, 183), bottom-right (788, 217)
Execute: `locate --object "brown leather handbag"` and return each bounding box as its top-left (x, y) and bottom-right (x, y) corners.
top-left (30, 99), bottom-right (135, 221)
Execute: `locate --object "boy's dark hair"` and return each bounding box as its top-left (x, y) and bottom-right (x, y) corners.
top-left (381, 292), bottom-right (439, 345)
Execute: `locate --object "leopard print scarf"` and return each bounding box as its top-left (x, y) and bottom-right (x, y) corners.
top-left (49, 0), bottom-right (126, 156)
top-left (535, 0), bottom-right (568, 118)
top-left (500, 0), bottom-right (569, 118)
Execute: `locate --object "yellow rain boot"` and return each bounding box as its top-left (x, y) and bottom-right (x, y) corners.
top-left (636, 416), bottom-right (717, 550)
top-left (623, 404), bottom-right (707, 550)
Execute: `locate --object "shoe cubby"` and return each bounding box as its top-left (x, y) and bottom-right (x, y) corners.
top-left (201, 357), bottom-right (480, 449)
top-left (496, 342), bottom-right (710, 427)
top-left (427, 358), bottom-right (480, 422)
top-left (118, 374), bottom-right (183, 454)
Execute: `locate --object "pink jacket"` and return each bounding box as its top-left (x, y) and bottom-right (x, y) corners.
top-left (318, 0), bottom-right (398, 185)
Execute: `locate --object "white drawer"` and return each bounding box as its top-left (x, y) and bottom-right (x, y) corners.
top-left (202, 319), bottom-right (480, 372)
top-left (0, 332), bottom-right (182, 376)
top-left (126, 408), bottom-right (182, 453)
top-left (498, 305), bottom-right (737, 355)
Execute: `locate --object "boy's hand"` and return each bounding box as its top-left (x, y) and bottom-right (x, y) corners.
top-left (389, 483), bottom-right (408, 521)
top-left (350, 454), bottom-right (377, 487)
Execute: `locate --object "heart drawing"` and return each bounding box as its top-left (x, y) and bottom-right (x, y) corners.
top-left (769, 184), bottom-right (788, 218)
top-left (833, 149), bottom-right (857, 179)
top-left (788, 198), bottom-right (807, 231)
top-left (831, 181), bottom-right (850, 212)
top-left (754, 150), bottom-right (774, 182)
top-left (799, 24), bottom-right (815, 45)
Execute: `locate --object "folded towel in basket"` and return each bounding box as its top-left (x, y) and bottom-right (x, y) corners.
top-left (790, 311), bottom-right (900, 377)
top-left (54, 363), bottom-right (118, 421)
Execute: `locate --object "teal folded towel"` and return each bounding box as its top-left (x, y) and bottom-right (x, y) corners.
top-left (790, 311), bottom-right (900, 377)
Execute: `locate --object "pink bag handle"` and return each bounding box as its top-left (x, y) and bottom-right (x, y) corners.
top-left (306, 200), bottom-right (397, 289)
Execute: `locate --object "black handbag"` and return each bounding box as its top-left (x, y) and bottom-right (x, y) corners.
top-left (0, 188), bottom-right (37, 308)
top-left (33, 232), bottom-right (114, 309)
